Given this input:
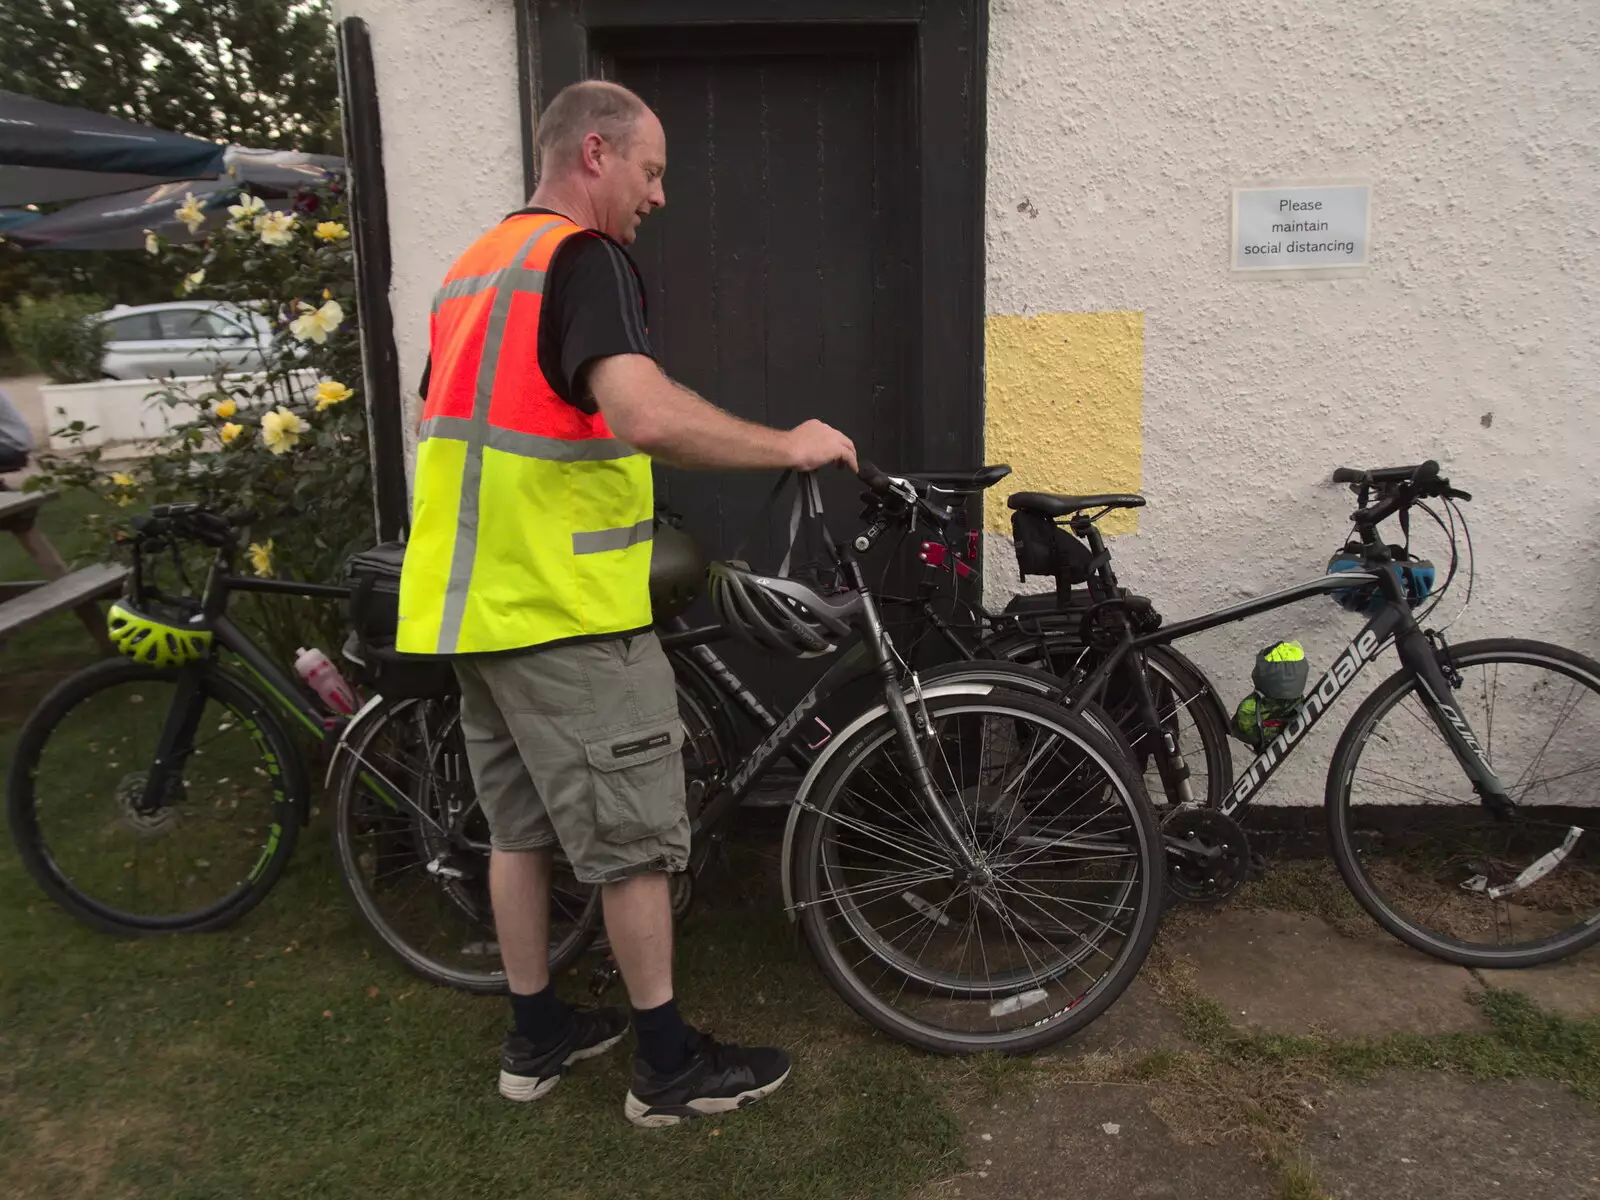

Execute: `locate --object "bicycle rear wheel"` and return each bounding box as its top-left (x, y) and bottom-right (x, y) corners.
top-left (6, 659), bottom-right (302, 935)
top-left (792, 691), bottom-right (1164, 1054)
top-left (1327, 638), bottom-right (1600, 967)
top-left (330, 693), bottom-right (598, 994)
top-left (992, 633), bottom-right (1232, 808)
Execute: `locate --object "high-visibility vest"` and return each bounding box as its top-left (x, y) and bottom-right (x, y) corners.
top-left (397, 213), bottom-right (654, 655)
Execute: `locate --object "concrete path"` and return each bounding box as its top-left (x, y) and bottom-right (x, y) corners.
top-left (919, 901), bottom-right (1600, 1200)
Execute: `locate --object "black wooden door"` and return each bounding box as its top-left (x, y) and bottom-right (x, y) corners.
top-left (604, 28), bottom-right (915, 570)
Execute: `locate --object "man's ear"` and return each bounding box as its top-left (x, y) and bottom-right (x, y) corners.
top-left (580, 131), bottom-right (607, 177)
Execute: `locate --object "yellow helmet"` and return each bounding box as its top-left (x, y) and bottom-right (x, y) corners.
top-left (106, 601), bottom-right (214, 668)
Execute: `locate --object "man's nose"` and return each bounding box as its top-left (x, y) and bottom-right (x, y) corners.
top-left (650, 182), bottom-right (665, 209)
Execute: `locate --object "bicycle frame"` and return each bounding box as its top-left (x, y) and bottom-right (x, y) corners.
top-left (1069, 567), bottom-right (1511, 819)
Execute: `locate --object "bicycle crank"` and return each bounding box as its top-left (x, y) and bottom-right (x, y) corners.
top-left (1162, 807), bottom-right (1251, 906)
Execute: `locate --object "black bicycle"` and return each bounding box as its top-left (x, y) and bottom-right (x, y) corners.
top-left (1007, 461), bottom-right (1600, 967)
top-left (327, 467), bottom-right (1168, 1054)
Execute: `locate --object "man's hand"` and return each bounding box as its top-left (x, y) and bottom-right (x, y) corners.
top-left (785, 419), bottom-right (857, 473)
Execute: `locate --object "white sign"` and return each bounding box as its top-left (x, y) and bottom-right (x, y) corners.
top-left (1232, 184), bottom-right (1371, 271)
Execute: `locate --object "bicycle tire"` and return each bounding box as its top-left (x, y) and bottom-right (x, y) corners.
top-left (1326, 638), bottom-right (1600, 968)
top-left (329, 693), bottom-right (599, 995)
top-left (6, 658), bottom-right (303, 935)
top-left (989, 634), bottom-right (1233, 808)
top-left (792, 690), bottom-right (1164, 1054)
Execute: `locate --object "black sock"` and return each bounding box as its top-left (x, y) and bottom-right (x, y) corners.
top-left (632, 997), bottom-right (692, 1074)
top-left (509, 982), bottom-right (572, 1047)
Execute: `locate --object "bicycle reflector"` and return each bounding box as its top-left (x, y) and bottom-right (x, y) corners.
top-left (107, 601), bottom-right (214, 668)
top-left (1326, 543), bottom-right (1435, 614)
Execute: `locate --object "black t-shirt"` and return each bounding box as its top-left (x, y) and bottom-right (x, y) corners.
top-left (420, 207), bottom-right (652, 413)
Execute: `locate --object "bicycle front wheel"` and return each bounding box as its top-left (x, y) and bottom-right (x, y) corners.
top-left (792, 691), bottom-right (1164, 1054)
top-left (6, 659), bottom-right (302, 935)
top-left (1327, 638), bottom-right (1600, 968)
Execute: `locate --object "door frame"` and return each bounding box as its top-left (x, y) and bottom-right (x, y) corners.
top-left (519, 0), bottom-right (987, 470)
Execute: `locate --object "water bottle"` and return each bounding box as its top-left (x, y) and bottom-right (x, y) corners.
top-left (295, 646), bottom-right (358, 715)
top-left (1231, 640), bottom-right (1309, 749)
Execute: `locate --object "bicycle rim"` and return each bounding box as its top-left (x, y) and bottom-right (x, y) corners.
top-left (796, 693), bottom-right (1162, 1053)
top-left (1329, 639), bottom-right (1600, 966)
top-left (7, 661), bottom-right (299, 933)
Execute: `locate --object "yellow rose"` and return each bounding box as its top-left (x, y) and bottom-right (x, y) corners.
top-left (314, 222), bottom-right (349, 242)
top-left (289, 299), bottom-right (343, 345)
top-left (227, 193), bottom-right (266, 230)
top-left (175, 192), bottom-right (206, 234)
top-left (219, 421), bottom-right (244, 445)
top-left (110, 472), bottom-right (134, 487)
top-left (255, 211), bottom-right (297, 246)
top-left (213, 397), bottom-right (237, 419)
top-left (247, 540), bottom-right (274, 578)
top-left (144, 230), bottom-right (159, 255)
top-left (182, 269), bottom-right (205, 294)
top-left (314, 380), bottom-right (353, 411)
top-left (260, 407), bottom-right (309, 454)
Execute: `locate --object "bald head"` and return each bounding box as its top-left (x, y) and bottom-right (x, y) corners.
top-left (530, 79), bottom-right (666, 244)
top-left (536, 80), bottom-right (650, 179)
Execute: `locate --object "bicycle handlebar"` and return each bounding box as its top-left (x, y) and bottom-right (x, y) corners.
top-left (134, 504), bottom-right (258, 549)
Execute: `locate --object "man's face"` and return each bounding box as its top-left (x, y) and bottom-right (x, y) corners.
top-left (595, 110), bottom-right (666, 244)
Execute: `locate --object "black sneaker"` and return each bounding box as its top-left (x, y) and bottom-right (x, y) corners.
top-left (498, 1006), bottom-right (628, 1102)
top-left (624, 1031), bottom-right (792, 1127)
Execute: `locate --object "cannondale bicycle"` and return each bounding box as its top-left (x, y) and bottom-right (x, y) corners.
top-left (1004, 461), bottom-right (1600, 967)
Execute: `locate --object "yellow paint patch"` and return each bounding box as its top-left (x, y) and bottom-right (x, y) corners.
top-left (984, 311), bottom-right (1144, 535)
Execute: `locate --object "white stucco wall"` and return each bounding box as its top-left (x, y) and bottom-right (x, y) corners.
top-left (350, 0), bottom-right (1600, 800)
top-left (333, 0), bottom-right (524, 448)
top-left (984, 0), bottom-right (1600, 795)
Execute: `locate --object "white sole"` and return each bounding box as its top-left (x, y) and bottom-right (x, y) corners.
top-left (498, 1030), bottom-right (627, 1102)
top-left (623, 1066), bottom-right (792, 1128)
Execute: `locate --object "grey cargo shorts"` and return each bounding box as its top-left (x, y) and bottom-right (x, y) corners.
top-left (453, 632), bottom-right (688, 885)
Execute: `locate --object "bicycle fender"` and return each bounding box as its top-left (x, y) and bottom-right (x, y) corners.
top-left (323, 691), bottom-right (393, 790)
top-left (778, 681), bottom-right (998, 920)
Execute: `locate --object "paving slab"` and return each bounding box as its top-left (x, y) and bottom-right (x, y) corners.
top-left (920, 1083), bottom-right (1277, 1200)
top-left (1478, 947), bottom-right (1600, 1020)
top-left (1185, 909), bottom-right (1485, 1036)
top-left (1049, 977), bottom-right (1191, 1059)
top-left (1304, 1072), bottom-right (1600, 1199)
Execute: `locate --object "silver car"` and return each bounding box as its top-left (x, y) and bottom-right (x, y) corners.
top-left (95, 301), bottom-right (273, 380)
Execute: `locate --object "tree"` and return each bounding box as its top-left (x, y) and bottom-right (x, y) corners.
top-left (0, 1), bottom-right (341, 153)
top-left (0, 1), bottom-right (340, 367)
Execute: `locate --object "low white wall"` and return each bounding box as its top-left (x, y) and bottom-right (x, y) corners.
top-left (42, 372), bottom-right (317, 449)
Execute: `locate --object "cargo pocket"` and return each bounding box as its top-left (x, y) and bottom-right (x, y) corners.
top-left (584, 719), bottom-right (685, 844)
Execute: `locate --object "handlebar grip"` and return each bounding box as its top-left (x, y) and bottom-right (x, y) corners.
top-left (1413, 460), bottom-right (1440, 485)
top-left (857, 460), bottom-right (892, 495)
top-left (1331, 467), bottom-right (1366, 484)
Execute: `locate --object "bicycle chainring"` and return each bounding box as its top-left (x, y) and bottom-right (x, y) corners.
top-left (1163, 807), bottom-right (1251, 906)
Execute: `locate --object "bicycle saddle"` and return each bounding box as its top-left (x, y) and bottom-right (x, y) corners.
top-left (902, 465), bottom-right (1012, 492)
top-left (1007, 491), bottom-right (1147, 519)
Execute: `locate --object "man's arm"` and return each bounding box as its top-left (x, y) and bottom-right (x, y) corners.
top-left (588, 354), bottom-right (857, 473)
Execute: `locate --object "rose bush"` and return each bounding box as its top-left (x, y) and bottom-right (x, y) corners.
top-left (33, 183), bottom-right (375, 663)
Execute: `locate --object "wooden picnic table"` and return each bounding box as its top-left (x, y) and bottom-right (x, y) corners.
top-left (0, 488), bottom-right (126, 651)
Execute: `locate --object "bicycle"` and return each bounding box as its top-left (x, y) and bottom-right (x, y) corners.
top-left (3, 503), bottom-right (599, 962)
top-left (328, 467), bottom-right (1168, 1054)
top-left (1014, 460), bottom-right (1600, 966)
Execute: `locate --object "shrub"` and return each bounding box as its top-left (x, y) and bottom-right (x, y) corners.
top-left (2, 294), bottom-right (107, 383)
top-left (32, 186), bottom-right (373, 664)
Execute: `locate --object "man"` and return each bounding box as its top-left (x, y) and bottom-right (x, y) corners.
top-left (398, 80), bottom-right (856, 1127)
top-left (0, 384), bottom-right (35, 475)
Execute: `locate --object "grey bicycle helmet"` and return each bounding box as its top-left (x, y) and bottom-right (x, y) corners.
top-left (649, 518), bottom-right (709, 621)
top-left (707, 559), bottom-right (859, 657)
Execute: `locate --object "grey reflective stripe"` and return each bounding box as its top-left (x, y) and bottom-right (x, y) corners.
top-left (602, 241), bottom-right (651, 353)
top-left (572, 519), bottom-right (654, 556)
top-left (419, 415), bottom-right (636, 462)
top-left (431, 264), bottom-right (547, 312)
top-left (435, 216), bottom-right (564, 652)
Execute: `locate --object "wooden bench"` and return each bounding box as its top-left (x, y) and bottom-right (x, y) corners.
top-left (0, 488), bottom-right (122, 650)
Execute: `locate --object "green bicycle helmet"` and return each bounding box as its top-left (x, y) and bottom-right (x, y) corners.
top-left (107, 600), bottom-right (214, 668)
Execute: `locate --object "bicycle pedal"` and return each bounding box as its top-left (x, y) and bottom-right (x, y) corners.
top-left (1246, 851), bottom-right (1268, 881)
top-left (588, 955), bottom-right (620, 999)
